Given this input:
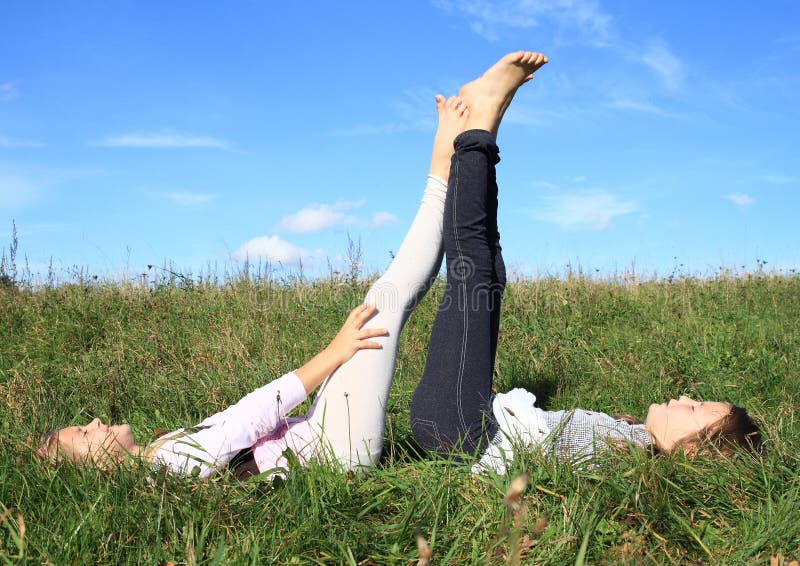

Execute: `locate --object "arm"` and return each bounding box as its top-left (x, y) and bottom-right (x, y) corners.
top-left (198, 303), bottom-right (387, 428)
top-left (294, 303), bottom-right (388, 394)
top-left (149, 304), bottom-right (387, 476)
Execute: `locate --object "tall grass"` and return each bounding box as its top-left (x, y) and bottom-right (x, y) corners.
top-left (1, 266), bottom-right (798, 563)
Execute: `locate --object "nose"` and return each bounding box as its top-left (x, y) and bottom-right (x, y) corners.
top-left (678, 395), bottom-right (695, 404)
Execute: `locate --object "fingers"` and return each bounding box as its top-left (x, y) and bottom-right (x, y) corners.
top-left (346, 303), bottom-right (375, 325)
top-left (357, 327), bottom-right (389, 339)
top-left (347, 303), bottom-right (378, 329)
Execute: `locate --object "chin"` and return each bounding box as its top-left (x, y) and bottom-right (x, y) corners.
top-left (644, 403), bottom-right (660, 426)
top-left (113, 425), bottom-right (136, 450)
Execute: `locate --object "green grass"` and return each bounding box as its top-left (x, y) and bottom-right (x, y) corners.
top-left (1, 270), bottom-right (798, 564)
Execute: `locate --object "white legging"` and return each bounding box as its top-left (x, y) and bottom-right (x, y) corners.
top-left (305, 175), bottom-right (447, 470)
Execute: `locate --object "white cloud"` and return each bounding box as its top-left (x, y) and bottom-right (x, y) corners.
top-left (93, 132), bottom-right (229, 149)
top-left (609, 97), bottom-right (669, 116)
top-left (641, 41), bottom-right (684, 91)
top-left (435, 0), bottom-right (612, 43)
top-left (275, 200), bottom-right (366, 233)
top-left (531, 180), bottom-right (561, 190)
top-left (0, 83), bottom-right (19, 102)
top-left (232, 235), bottom-right (318, 266)
top-left (331, 122), bottom-right (417, 137)
top-left (727, 193), bottom-right (755, 207)
top-left (371, 211), bottom-right (398, 228)
top-left (607, 94), bottom-right (692, 120)
top-left (753, 174), bottom-right (795, 185)
top-left (0, 136), bottom-right (45, 148)
top-left (0, 171), bottom-right (42, 208)
top-left (165, 191), bottom-right (217, 206)
top-left (138, 187), bottom-right (218, 207)
top-left (529, 189), bottom-right (637, 230)
top-left (330, 88), bottom-right (437, 137)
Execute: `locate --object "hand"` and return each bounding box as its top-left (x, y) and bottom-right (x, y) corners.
top-left (325, 304), bottom-right (388, 366)
top-left (294, 304), bottom-right (389, 395)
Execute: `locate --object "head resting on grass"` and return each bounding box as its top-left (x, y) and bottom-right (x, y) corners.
top-left (638, 395), bottom-right (763, 457)
top-left (38, 418), bottom-right (141, 468)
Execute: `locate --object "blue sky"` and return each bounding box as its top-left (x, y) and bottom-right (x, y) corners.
top-left (2, 1), bottom-right (798, 282)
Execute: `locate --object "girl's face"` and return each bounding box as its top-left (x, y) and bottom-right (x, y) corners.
top-left (54, 418), bottom-right (136, 464)
top-left (644, 395), bottom-right (731, 452)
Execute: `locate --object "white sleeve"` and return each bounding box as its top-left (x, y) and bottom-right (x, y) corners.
top-left (149, 371), bottom-right (308, 478)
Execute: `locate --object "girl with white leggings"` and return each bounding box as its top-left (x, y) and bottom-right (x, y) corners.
top-left (38, 91), bottom-right (471, 477)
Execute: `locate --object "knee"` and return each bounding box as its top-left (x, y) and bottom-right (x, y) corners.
top-left (410, 392), bottom-right (440, 450)
top-left (410, 415), bottom-right (444, 452)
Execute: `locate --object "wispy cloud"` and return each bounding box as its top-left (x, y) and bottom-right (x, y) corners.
top-left (529, 189), bottom-right (637, 230)
top-left (232, 235), bottom-right (320, 266)
top-left (434, 0), bottom-right (612, 43)
top-left (0, 83), bottom-right (19, 102)
top-left (773, 33), bottom-right (800, 55)
top-left (371, 211), bottom-right (398, 228)
top-left (331, 122), bottom-right (420, 137)
top-left (727, 193), bottom-right (755, 207)
top-left (435, 1), bottom-right (692, 124)
top-left (330, 88), bottom-right (437, 137)
top-left (276, 200), bottom-right (365, 233)
top-left (751, 174), bottom-right (795, 185)
top-left (640, 41), bottom-right (684, 91)
top-left (139, 188), bottom-right (218, 207)
top-left (608, 97), bottom-right (671, 116)
top-left (165, 191), bottom-right (217, 207)
top-left (0, 136), bottom-right (45, 148)
top-left (93, 132), bottom-right (230, 149)
top-left (0, 170), bottom-right (44, 208)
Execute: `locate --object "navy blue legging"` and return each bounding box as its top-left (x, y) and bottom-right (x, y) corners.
top-left (410, 129), bottom-right (506, 455)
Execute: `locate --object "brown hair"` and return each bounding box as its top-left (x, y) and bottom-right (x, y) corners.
top-left (37, 430), bottom-right (60, 464)
top-left (677, 405), bottom-right (764, 457)
top-left (614, 406), bottom-right (763, 458)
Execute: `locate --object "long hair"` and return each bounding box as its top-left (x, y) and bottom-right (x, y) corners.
top-left (684, 405), bottom-right (764, 457)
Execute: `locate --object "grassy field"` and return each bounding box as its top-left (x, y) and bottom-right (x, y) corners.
top-left (1, 264), bottom-right (799, 564)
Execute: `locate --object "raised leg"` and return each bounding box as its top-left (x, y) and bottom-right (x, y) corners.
top-left (410, 51), bottom-right (547, 457)
top-left (410, 130), bottom-right (504, 455)
top-left (305, 96), bottom-right (469, 470)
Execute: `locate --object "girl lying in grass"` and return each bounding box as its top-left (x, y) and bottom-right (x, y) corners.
top-left (408, 52), bottom-right (762, 474)
top-left (39, 52), bottom-right (762, 478)
top-left (38, 84), bottom-right (472, 478)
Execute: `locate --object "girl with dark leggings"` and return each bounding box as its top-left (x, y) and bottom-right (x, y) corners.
top-left (410, 52), bottom-right (761, 474)
top-left (410, 128), bottom-right (505, 457)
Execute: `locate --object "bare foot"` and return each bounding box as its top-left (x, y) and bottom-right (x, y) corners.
top-left (459, 51), bottom-right (548, 138)
top-left (429, 94), bottom-right (469, 181)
